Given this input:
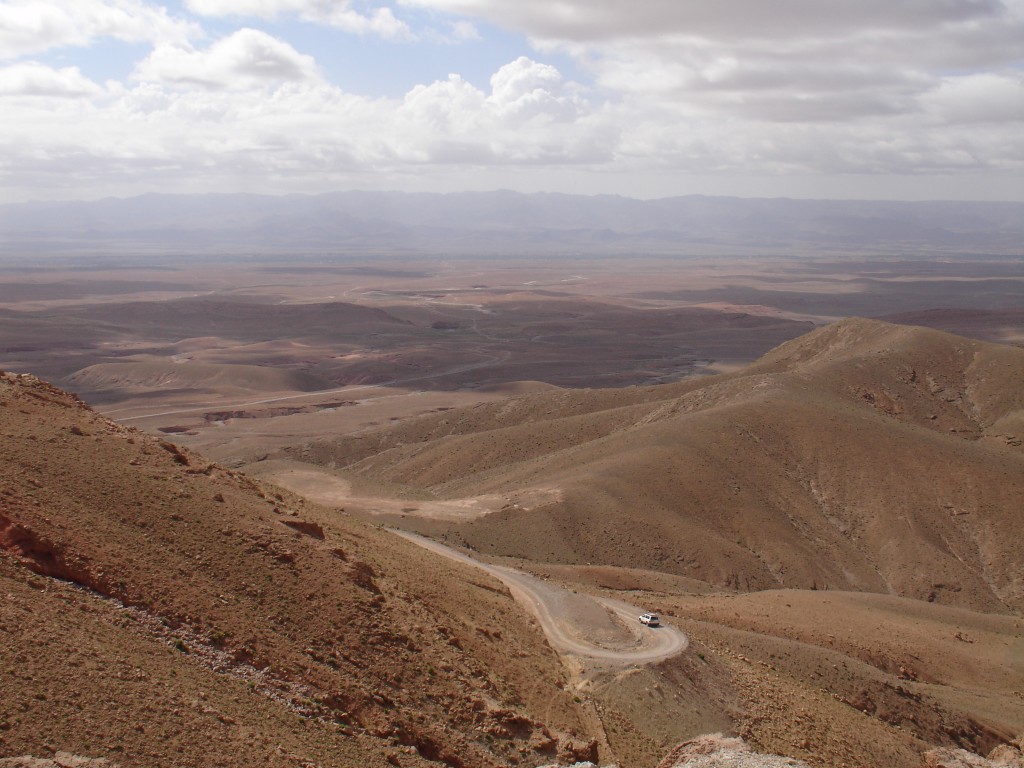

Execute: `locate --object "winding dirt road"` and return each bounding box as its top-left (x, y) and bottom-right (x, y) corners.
top-left (395, 531), bottom-right (687, 665)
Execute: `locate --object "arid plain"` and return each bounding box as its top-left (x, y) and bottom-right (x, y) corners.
top-left (1, 249), bottom-right (1023, 768)
top-left (2, 253), bottom-right (1021, 461)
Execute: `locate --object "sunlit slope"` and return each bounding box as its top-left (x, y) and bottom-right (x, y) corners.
top-left (0, 371), bottom-right (592, 767)
top-left (294, 319), bottom-right (1024, 611)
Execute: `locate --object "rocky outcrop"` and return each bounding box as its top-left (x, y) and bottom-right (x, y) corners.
top-left (0, 511), bottom-right (110, 598)
top-left (656, 735), bottom-right (811, 768)
top-left (924, 738), bottom-right (1024, 768)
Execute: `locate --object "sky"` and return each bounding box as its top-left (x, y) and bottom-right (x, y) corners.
top-left (0, 0), bottom-right (1022, 203)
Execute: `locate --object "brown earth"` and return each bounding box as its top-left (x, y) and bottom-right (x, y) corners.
top-left (3, 317), bottom-right (1024, 768)
top-left (0, 371), bottom-right (597, 768)
top-left (2, 255), bottom-right (1019, 479)
top-left (3, 253), bottom-right (1020, 421)
top-left (657, 734), bottom-right (812, 767)
top-left (434, 549), bottom-right (1021, 768)
top-left (66, 360), bottom-right (334, 398)
top-left (881, 309), bottom-right (1024, 347)
top-left (287, 318), bottom-right (1024, 612)
top-left (255, 318), bottom-right (1024, 768)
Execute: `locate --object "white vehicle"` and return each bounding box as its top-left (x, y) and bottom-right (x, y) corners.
top-left (639, 612), bottom-right (660, 627)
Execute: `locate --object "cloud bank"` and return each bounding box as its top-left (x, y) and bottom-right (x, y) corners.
top-left (0, 0), bottom-right (1020, 201)
top-left (133, 28), bottom-right (322, 89)
top-left (0, 0), bottom-right (195, 59)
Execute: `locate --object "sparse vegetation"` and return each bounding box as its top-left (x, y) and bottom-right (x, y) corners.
top-left (1, 263), bottom-right (1022, 768)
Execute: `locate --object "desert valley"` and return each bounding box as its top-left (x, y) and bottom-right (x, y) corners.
top-left (1, 192), bottom-right (1023, 768)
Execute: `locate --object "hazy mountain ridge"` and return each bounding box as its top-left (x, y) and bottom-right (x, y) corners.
top-left (2, 191), bottom-right (1022, 255)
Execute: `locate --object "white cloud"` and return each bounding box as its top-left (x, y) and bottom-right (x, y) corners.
top-left (133, 28), bottom-right (322, 90)
top-left (392, 59), bottom-right (602, 162)
top-left (403, 0), bottom-right (1024, 125)
top-left (487, 57), bottom-right (579, 121)
top-left (0, 1), bottom-right (1021, 201)
top-left (0, 57), bottom-right (617, 200)
top-left (0, 0), bottom-right (196, 59)
top-left (0, 62), bottom-right (103, 97)
top-left (922, 73), bottom-right (1024, 124)
top-left (317, 5), bottom-right (411, 38)
top-left (185, 0), bottom-right (309, 15)
top-left (449, 19), bottom-right (479, 41)
top-left (1, 49), bottom-right (1021, 203)
top-left (186, 0), bottom-right (414, 39)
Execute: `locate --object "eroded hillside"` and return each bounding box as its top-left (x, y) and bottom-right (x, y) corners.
top-left (0, 371), bottom-right (595, 767)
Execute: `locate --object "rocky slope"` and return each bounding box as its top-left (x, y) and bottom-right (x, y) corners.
top-left (0, 371), bottom-right (594, 767)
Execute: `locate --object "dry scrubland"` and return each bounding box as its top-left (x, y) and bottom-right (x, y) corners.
top-left (2, 318), bottom-right (1023, 768)
top-left (0, 248), bottom-right (1023, 768)
top-left (289, 319), bottom-right (1024, 612)
top-left (2, 253), bottom-right (1020, 470)
top-left (0, 372), bottom-right (597, 768)
top-left (279, 319), bottom-right (1024, 766)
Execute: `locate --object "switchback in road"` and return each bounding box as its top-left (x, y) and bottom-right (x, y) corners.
top-left (395, 531), bottom-right (688, 666)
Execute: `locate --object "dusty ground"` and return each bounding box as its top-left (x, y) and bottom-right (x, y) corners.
top-left (285, 319), bottom-right (1024, 613)
top-left (2, 253), bottom-right (1023, 768)
top-left (1, 253), bottom-right (1020, 462)
top-left (1, 350), bottom-right (1021, 767)
top-left (249, 319), bottom-right (1024, 768)
top-left (242, 458), bottom-right (560, 522)
top-left (0, 371), bottom-right (601, 768)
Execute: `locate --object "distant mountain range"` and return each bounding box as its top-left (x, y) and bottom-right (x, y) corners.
top-left (2, 191), bottom-right (1022, 256)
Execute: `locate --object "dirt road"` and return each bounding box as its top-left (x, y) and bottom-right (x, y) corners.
top-left (395, 531), bottom-right (687, 665)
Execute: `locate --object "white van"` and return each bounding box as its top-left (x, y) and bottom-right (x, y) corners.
top-left (639, 613), bottom-right (660, 626)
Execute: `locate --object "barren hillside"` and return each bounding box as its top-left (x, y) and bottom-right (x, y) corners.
top-left (3, 337), bottom-right (1023, 768)
top-left (0, 371), bottom-right (596, 768)
top-left (288, 318), bottom-right (1024, 611)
